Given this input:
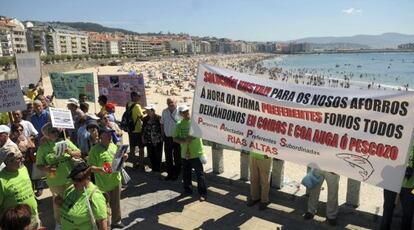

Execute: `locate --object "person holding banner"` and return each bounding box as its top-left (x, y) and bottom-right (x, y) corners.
top-left (88, 126), bottom-right (128, 229)
top-left (247, 151), bottom-right (273, 210)
top-left (57, 162), bottom-right (108, 230)
top-left (380, 146), bottom-right (414, 230)
top-left (173, 105), bottom-right (207, 201)
top-left (303, 169), bottom-right (340, 226)
top-left (36, 122), bottom-right (81, 229)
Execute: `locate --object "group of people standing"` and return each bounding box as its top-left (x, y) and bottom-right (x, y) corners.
top-left (0, 88), bottom-right (208, 230)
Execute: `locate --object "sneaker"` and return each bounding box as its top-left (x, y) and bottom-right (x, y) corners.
top-left (35, 190), bottom-right (43, 197)
top-left (303, 212), bottom-right (315, 220)
top-left (199, 195), bottom-right (207, 202)
top-left (246, 198), bottom-right (260, 207)
top-left (258, 202), bottom-right (269, 210)
top-left (327, 218), bottom-right (337, 226)
top-left (111, 221), bottom-right (125, 229)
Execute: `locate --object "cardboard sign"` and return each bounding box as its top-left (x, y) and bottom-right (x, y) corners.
top-left (0, 79), bottom-right (26, 113)
top-left (16, 52), bottom-right (41, 87)
top-left (49, 107), bottom-right (74, 129)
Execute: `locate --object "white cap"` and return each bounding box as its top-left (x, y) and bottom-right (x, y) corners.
top-left (144, 104), bottom-right (156, 110)
top-left (66, 98), bottom-right (79, 107)
top-left (0, 125), bottom-right (10, 134)
top-left (178, 105), bottom-right (190, 113)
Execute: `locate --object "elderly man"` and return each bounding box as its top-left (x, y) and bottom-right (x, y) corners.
top-left (31, 100), bottom-right (49, 142)
top-left (0, 145), bottom-right (39, 229)
top-left (161, 98), bottom-right (181, 181)
top-left (0, 125), bottom-right (18, 167)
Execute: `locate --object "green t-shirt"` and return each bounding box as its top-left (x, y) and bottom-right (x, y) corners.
top-left (60, 183), bottom-right (108, 230)
top-left (250, 151), bottom-right (266, 160)
top-left (36, 139), bottom-right (79, 187)
top-left (173, 119), bottom-right (203, 159)
top-left (127, 102), bottom-right (143, 133)
top-left (88, 143), bottom-right (121, 192)
top-left (0, 166), bottom-right (38, 218)
top-left (403, 147), bottom-right (414, 188)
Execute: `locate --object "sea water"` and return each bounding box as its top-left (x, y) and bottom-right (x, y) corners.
top-left (262, 52), bottom-right (414, 89)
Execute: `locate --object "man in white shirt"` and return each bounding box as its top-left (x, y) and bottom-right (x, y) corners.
top-left (10, 110), bottom-right (38, 139)
top-left (160, 98), bottom-right (181, 181)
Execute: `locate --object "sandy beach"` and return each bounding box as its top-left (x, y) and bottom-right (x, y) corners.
top-left (35, 53), bottom-right (386, 223)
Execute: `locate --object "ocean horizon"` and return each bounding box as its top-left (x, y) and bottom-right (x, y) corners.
top-left (262, 52), bottom-right (414, 90)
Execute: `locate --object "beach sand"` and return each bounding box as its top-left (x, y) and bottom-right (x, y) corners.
top-left (39, 53), bottom-right (385, 220)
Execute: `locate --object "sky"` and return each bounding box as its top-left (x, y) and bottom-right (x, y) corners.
top-left (1, 0), bottom-right (413, 42)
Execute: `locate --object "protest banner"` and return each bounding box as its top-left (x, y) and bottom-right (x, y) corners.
top-left (191, 63), bottom-right (414, 192)
top-left (97, 73), bottom-right (147, 106)
top-left (0, 79), bottom-right (26, 113)
top-left (49, 107), bottom-right (74, 129)
top-left (50, 72), bottom-right (95, 100)
top-left (15, 52), bottom-right (41, 87)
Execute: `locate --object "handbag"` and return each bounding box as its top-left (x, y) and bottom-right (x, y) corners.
top-left (301, 169), bottom-right (323, 189)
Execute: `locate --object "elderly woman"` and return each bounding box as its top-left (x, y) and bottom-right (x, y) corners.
top-left (142, 104), bottom-right (163, 172)
top-left (0, 145), bottom-right (39, 229)
top-left (56, 162), bottom-right (108, 230)
top-left (36, 122), bottom-right (81, 229)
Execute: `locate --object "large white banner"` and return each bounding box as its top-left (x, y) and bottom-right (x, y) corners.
top-left (16, 52), bottom-right (41, 87)
top-left (191, 64), bottom-right (414, 192)
top-left (0, 79), bottom-right (26, 113)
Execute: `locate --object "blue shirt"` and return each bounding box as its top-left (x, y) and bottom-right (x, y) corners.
top-left (31, 110), bottom-right (49, 138)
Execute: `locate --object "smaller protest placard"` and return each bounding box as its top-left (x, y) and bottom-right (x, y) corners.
top-left (49, 107), bottom-right (74, 129)
top-left (111, 145), bottom-right (129, 172)
top-left (15, 52), bottom-right (41, 87)
top-left (55, 141), bottom-right (68, 157)
top-left (0, 79), bottom-right (26, 113)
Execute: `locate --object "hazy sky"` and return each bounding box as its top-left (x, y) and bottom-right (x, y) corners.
top-left (2, 0), bottom-right (413, 41)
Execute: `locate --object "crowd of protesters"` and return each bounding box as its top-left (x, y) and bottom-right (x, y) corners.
top-left (0, 82), bottom-right (413, 230)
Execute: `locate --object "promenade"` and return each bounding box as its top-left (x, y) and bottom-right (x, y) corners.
top-left (36, 148), bottom-right (390, 230)
top-left (33, 55), bottom-right (405, 229)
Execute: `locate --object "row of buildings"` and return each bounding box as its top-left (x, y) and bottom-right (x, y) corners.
top-left (0, 16), bottom-right (311, 57)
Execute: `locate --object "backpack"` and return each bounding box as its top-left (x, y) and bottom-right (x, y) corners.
top-left (120, 103), bottom-right (138, 132)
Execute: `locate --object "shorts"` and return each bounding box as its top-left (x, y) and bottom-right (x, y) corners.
top-left (129, 132), bottom-right (144, 148)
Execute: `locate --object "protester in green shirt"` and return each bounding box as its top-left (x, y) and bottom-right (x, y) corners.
top-left (56, 162), bottom-right (108, 230)
top-left (247, 151), bottom-right (273, 210)
top-left (36, 122), bottom-right (81, 228)
top-left (89, 126), bottom-right (128, 229)
top-left (0, 145), bottom-right (39, 229)
top-left (173, 105), bottom-right (207, 201)
top-left (381, 146), bottom-right (414, 230)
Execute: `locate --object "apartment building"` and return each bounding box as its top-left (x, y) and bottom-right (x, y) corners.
top-left (26, 22), bottom-right (89, 55)
top-left (119, 37), bottom-right (152, 55)
top-left (0, 17), bottom-right (27, 56)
